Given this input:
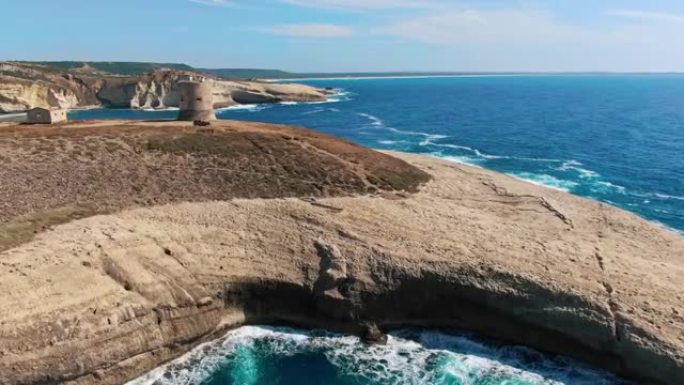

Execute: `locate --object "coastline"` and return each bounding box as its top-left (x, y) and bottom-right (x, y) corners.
top-left (0, 62), bottom-right (329, 114)
top-left (268, 74), bottom-right (537, 82)
top-left (267, 72), bottom-right (684, 82)
top-left (7, 96), bottom-right (682, 236)
top-left (0, 121), bottom-right (681, 385)
top-left (427, 153), bottom-right (684, 237)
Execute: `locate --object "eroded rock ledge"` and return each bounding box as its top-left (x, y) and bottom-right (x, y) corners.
top-left (0, 62), bottom-right (328, 112)
top-left (0, 126), bottom-right (682, 385)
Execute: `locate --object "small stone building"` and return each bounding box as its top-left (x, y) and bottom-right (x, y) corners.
top-left (27, 108), bottom-right (67, 124)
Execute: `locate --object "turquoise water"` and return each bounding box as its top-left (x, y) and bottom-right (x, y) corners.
top-left (127, 326), bottom-right (631, 385)
top-left (70, 75), bottom-right (684, 233)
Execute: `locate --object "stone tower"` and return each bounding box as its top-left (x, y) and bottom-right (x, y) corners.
top-left (177, 76), bottom-right (216, 121)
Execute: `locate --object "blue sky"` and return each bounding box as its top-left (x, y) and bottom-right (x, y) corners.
top-left (3, 0), bottom-right (684, 72)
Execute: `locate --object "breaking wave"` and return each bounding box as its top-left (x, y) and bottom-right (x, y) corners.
top-left (358, 112), bottom-right (384, 127)
top-left (653, 193), bottom-right (684, 201)
top-left (127, 326), bottom-right (631, 385)
top-left (216, 104), bottom-right (271, 112)
top-left (509, 172), bottom-right (580, 192)
top-left (141, 107), bottom-right (180, 112)
top-left (556, 160), bottom-right (600, 179)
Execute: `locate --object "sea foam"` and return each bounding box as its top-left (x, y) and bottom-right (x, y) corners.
top-left (126, 326), bottom-right (631, 385)
top-left (509, 172), bottom-right (579, 192)
top-left (216, 104), bottom-right (270, 112)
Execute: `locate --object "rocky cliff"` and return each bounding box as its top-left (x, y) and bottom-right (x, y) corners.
top-left (0, 120), bottom-right (682, 385)
top-left (0, 62), bottom-right (328, 113)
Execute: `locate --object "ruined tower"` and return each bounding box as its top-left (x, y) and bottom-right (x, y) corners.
top-left (177, 76), bottom-right (216, 121)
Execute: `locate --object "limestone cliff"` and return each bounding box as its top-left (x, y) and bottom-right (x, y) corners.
top-left (0, 62), bottom-right (328, 112)
top-left (0, 121), bottom-right (682, 385)
top-left (0, 63), bottom-right (98, 112)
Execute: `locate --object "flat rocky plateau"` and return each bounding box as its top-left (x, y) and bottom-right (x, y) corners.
top-left (0, 121), bottom-right (682, 385)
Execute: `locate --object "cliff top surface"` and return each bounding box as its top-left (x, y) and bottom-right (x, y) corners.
top-left (0, 120), bottom-right (430, 252)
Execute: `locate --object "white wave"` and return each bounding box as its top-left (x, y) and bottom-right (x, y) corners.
top-left (141, 107), bottom-right (180, 112)
top-left (385, 125), bottom-right (452, 140)
top-left (413, 134), bottom-right (562, 163)
top-left (429, 142), bottom-right (476, 152)
top-left (510, 172), bottom-right (579, 192)
top-left (557, 160), bottom-right (599, 179)
top-left (421, 140), bottom-right (498, 158)
top-left (357, 112), bottom-right (448, 140)
top-left (630, 191), bottom-right (684, 202)
top-left (356, 113), bottom-right (472, 151)
top-left (436, 154), bottom-right (485, 168)
top-left (419, 134), bottom-right (449, 146)
top-left (473, 148), bottom-right (506, 160)
top-left (654, 193), bottom-right (684, 201)
top-left (426, 141), bottom-right (562, 163)
top-left (301, 107), bottom-right (341, 116)
top-left (331, 89), bottom-right (352, 98)
top-left (595, 181), bottom-right (627, 194)
top-left (391, 127), bottom-right (438, 137)
top-left (378, 140), bottom-right (404, 145)
top-left (305, 97), bottom-right (346, 104)
top-left (126, 327), bottom-right (307, 385)
top-left (216, 104), bottom-right (269, 112)
top-left (277, 90), bottom-right (350, 106)
top-left (357, 112), bottom-right (562, 166)
top-left (309, 89), bottom-right (352, 104)
top-left (127, 326), bottom-right (628, 385)
top-left (357, 112), bottom-right (384, 127)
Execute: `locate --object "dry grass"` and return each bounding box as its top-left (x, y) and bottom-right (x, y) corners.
top-left (0, 204), bottom-right (100, 252)
top-left (0, 120), bottom-right (430, 252)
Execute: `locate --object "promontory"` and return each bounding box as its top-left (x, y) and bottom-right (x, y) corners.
top-left (0, 120), bottom-right (681, 385)
top-left (0, 62), bottom-right (328, 113)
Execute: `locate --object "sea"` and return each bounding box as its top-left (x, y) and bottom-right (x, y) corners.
top-left (127, 326), bottom-right (632, 385)
top-left (69, 75), bottom-right (684, 385)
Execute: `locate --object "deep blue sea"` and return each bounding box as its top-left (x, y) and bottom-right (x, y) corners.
top-left (71, 75), bottom-right (684, 234)
top-left (74, 75), bottom-right (682, 385)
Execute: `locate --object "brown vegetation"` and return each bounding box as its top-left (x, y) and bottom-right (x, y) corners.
top-left (0, 120), bottom-right (430, 252)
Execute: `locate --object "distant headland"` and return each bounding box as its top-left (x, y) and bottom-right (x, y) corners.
top-left (0, 61), bottom-right (330, 114)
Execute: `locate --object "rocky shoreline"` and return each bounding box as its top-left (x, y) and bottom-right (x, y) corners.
top-left (0, 62), bottom-right (328, 113)
top-left (0, 121), bottom-right (682, 385)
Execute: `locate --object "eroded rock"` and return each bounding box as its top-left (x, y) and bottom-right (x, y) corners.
top-left (0, 144), bottom-right (681, 385)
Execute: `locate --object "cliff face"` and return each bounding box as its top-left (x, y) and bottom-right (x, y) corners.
top-left (0, 121), bottom-right (682, 385)
top-left (0, 63), bottom-right (95, 112)
top-left (0, 62), bottom-right (328, 113)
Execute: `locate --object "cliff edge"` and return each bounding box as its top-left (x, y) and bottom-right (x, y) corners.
top-left (0, 121), bottom-right (681, 385)
top-left (0, 62), bottom-right (328, 112)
